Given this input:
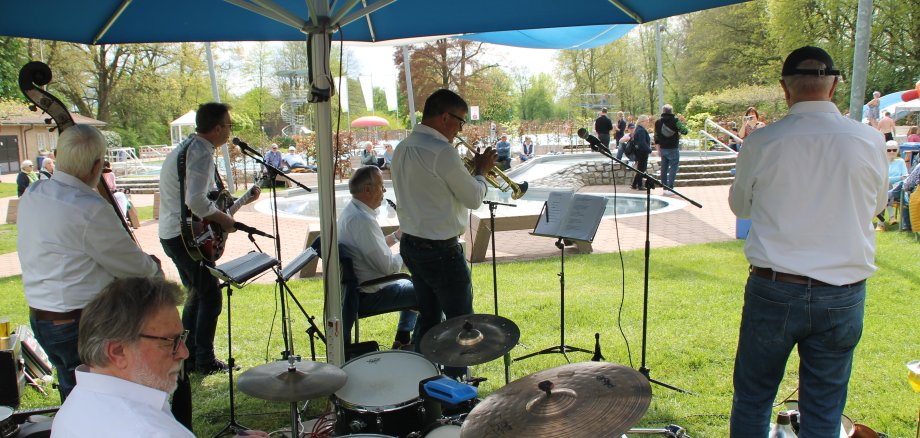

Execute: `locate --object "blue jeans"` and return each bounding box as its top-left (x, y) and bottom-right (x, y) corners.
top-left (344, 279), bottom-right (419, 343)
top-left (161, 236), bottom-right (222, 365)
top-left (730, 274), bottom-right (865, 437)
top-left (659, 148), bottom-right (680, 188)
top-left (400, 235), bottom-right (473, 378)
top-left (30, 316), bottom-right (82, 401)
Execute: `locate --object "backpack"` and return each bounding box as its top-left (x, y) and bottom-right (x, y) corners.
top-left (624, 137), bottom-right (637, 158)
top-left (659, 121), bottom-right (676, 138)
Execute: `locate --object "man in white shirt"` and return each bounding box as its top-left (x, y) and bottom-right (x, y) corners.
top-left (53, 277), bottom-right (268, 438)
top-left (159, 103), bottom-right (259, 374)
top-left (728, 46), bottom-right (888, 437)
top-left (391, 89), bottom-right (496, 376)
top-left (338, 166), bottom-right (418, 348)
top-left (17, 124), bottom-right (161, 401)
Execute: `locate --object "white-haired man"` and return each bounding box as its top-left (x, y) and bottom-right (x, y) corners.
top-left (53, 277), bottom-right (267, 438)
top-left (728, 46), bottom-right (887, 437)
top-left (18, 124), bottom-right (162, 401)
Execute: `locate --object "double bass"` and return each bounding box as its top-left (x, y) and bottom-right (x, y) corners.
top-left (18, 61), bottom-right (136, 242)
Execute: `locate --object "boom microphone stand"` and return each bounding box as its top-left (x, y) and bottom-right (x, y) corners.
top-left (577, 129), bottom-right (700, 394)
top-left (234, 138), bottom-right (318, 360)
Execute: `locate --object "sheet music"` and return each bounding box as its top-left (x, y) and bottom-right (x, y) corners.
top-left (533, 190), bottom-right (574, 237)
top-left (532, 191), bottom-right (606, 242)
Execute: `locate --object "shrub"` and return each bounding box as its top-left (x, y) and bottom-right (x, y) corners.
top-left (685, 84), bottom-right (785, 120)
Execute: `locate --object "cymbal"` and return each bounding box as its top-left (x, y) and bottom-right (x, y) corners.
top-left (461, 362), bottom-right (651, 438)
top-left (237, 360), bottom-right (347, 402)
top-left (420, 314), bottom-right (520, 367)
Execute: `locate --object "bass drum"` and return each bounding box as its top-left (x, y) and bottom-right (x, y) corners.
top-left (334, 351), bottom-right (441, 437)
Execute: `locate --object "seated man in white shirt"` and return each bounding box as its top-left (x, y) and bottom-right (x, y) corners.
top-left (338, 166), bottom-right (418, 349)
top-left (53, 277), bottom-right (268, 438)
top-left (282, 146), bottom-right (316, 172)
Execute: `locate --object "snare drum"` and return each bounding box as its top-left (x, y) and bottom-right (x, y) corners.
top-left (425, 424), bottom-right (461, 437)
top-left (334, 350), bottom-right (441, 437)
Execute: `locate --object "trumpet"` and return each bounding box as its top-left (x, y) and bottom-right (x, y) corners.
top-left (455, 136), bottom-right (529, 200)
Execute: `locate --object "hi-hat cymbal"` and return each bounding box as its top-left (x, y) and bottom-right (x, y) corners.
top-left (237, 360), bottom-right (347, 402)
top-left (461, 362), bottom-right (651, 438)
top-left (420, 314), bottom-right (520, 367)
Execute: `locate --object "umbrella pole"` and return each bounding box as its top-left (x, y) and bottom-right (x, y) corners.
top-left (309, 20), bottom-right (345, 368)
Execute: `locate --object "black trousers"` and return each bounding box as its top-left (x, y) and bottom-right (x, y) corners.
top-left (631, 152), bottom-right (649, 188)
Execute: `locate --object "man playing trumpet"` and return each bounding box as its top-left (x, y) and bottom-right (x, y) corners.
top-left (391, 89), bottom-right (496, 377)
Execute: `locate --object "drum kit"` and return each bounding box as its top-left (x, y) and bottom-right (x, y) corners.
top-left (236, 314), bottom-right (678, 438)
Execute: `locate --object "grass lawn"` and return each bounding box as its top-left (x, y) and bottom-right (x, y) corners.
top-left (3, 232), bottom-right (919, 437)
top-left (0, 182), bottom-right (16, 198)
top-left (0, 224), bottom-right (16, 254)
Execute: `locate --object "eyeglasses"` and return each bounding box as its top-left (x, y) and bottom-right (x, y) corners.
top-left (222, 122), bottom-right (235, 130)
top-left (447, 112), bottom-right (466, 129)
top-left (887, 149), bottom-right (898, 152)
top-left (139, 330), bottom-right (189, 355)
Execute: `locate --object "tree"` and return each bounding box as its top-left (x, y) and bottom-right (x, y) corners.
top-left (0, 38), bottom-right (26, 100)
top-left (395, 39), bottom-right (499, 120)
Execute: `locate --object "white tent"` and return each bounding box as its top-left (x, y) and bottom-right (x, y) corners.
top-left (894, 99), bottom-right (920, 118)
top-left (169, 110), bottom-right (196, 145)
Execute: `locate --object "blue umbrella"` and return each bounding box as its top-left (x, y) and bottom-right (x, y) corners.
top-left (2, 0), bottom-right (746, 44)
top-left (2, 0), bottom-right (753, 366)
top-left (460, 24), bottom-right (636, 50)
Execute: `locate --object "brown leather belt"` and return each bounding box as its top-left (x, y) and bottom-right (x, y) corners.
top-left (29, 307), bottom-right (82, 322)
top-left (750, 266), bottom-right (864, 288)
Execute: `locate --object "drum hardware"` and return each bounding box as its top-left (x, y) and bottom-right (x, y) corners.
top-left (419, 315), bottom-right (520, 368)
top-left (208, 252), bottom-right (280, 438)
top-left (237, 357), bottom-right (347, 438)
top-left (621, 424), bottom-right (690, 437)
top-left (333, 350), bottom-right (441, 437)
top-left (460, 362), bottom-right (652, 438)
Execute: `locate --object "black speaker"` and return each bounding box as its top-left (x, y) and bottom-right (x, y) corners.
top-left (0, 334), bottom-right (25, 408)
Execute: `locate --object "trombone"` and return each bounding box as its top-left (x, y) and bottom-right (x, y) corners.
top-left (455, 136), bottom-right (529, 200)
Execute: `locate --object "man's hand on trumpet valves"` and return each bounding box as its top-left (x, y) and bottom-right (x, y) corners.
top-left (472, 146), bottom-right (498, 176)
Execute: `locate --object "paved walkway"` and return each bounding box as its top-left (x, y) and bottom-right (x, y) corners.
top-left (0, 184), bottom-right (738, 281)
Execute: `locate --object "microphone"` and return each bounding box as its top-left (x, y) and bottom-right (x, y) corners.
top-left (232, 137), bottom-right (261, 157)
top-left (233, 221), bottom-right (275, 239)
top-left (576, 128), bottom-right (611, 155)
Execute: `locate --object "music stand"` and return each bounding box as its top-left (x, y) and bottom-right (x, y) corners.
top-left (207, 251), bottom-right (279, 438)
top-left (516, 195), bottom-right (605, 364)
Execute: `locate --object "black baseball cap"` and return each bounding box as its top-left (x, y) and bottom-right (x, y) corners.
top-left (781, 46), bottom-right (840, 76)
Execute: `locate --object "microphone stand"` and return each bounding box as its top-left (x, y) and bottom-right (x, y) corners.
top-left (238, 146), bottom-right (316, 360)
top-left (484, 199), bottom-right (515, 384)
top-left (590, 143), bottom-right (700, 394)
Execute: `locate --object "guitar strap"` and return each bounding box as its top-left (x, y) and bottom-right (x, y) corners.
top-left (176, 136), bottom-right (225, 236)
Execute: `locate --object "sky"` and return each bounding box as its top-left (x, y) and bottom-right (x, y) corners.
top-left (224, 42), bottom-right (561, 97)
top-left (346, 43), bottom-right (561, 81)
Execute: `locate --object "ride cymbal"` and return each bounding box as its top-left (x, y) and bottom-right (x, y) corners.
top-left (420, 314), bottom-right (520, 367)
top-left (237, 360), bottom-right (347, 402)
top-left (461, 361), bottom-right (651, 438)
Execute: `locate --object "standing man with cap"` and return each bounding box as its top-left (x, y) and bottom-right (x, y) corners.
top-left (728, 46), bottom-right (887, 437)
top-left (594, 107), bottom-right (614, 149)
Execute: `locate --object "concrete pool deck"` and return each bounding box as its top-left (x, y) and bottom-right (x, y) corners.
top-left (0, 184), bottom-right (738, 282)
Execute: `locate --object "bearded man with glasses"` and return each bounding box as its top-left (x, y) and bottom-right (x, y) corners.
top-left (53, 277), bottom-right (267, 437)
top-left (391, 89), bottom-right (496, 378)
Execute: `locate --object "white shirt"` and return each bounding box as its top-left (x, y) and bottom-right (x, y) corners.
top-left (391, 124), bottom-right (488, 240)
top-left (729, 101), bottom-right (888, 285)
top-left (338, 199), bottom-right (404, 292)
top-left (282, 152), bottom-right (307, 167)
top-left (53, 366), bottom-right (194, 438)
top-left (158, 135), bottom-right (220, 240)
top-left (17, 172), bottom-right (159, 312)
